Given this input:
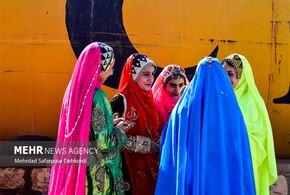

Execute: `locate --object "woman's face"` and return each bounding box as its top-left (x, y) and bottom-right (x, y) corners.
top-left (222, 62), bottom-right (239, 88)
top-left (165, 77), bottom-right (185, 99)
top-left (136, 65), bottom-right (155, 92)
top-left (100, 58), bottom-right (115, 83)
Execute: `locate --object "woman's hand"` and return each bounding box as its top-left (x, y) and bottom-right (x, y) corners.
top-left (116, 120), bottom-right (135, 132)
top-left (113, 117), bottom-right (124, 126)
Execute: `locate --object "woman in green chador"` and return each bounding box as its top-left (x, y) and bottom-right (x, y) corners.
top-left (222, 54), bottom-right (277, 195)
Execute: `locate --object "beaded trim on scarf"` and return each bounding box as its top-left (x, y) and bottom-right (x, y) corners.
top-left (64, 62), bottom-right (100, 138)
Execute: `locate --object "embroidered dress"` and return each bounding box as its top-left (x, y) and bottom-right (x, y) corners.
top-left (49, 42), bottom-right (126, 195)
top-left (111, 54), bottom-right (160, 195)
top-left (86, 89), bottom-right (127, 195)
top-left (155, 57), bottom-right (256, 195)
top-left (223, 54), bottom-right (277, 195)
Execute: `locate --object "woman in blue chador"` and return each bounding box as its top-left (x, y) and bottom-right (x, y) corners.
top-left (155, 57), bottom-right (256, 195)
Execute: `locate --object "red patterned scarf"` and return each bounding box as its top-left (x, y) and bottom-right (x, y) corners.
top-left (118, 54), bottom-right (160, 195)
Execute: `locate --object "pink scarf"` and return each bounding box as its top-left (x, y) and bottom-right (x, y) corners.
top-left (152, 65), bottom-right (187, 131)
top-left (49, 42), bottom-right (102, 195)
top-left (153, 86), bottom-right (178, 132)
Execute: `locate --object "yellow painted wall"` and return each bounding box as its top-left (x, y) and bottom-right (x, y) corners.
top-left (123, 1), bottom-right (290, 156)
top-left (0, 0), bottom-right (289, 156)
top-left (0, 0), bottom-right (75, 139)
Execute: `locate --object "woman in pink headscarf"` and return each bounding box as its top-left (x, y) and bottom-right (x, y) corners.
top-left (152, 65), bottom-right (188, 131)
top-left (48, 42), bottom-right (127, 195)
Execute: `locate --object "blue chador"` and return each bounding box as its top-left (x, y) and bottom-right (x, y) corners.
top-left (155, 57), bottom-right (256, 195)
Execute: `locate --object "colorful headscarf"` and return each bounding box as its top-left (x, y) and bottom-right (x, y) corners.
top-left (130, 53), bottom-right (156, 81)
top-left (226, 53), bottom-right (277, 195)
top-left (155, 57), bottom-right (256, 195)
top-left (99, 42), bottom-right (114, 71)
top-left (152, 64), bottom-right (188, 131)
top-left (118, 53), bottom-right (160, 194)
top-left (222, 54), bottom-right (243, 79)
top-left (49, 42), bottom-right (114, 195)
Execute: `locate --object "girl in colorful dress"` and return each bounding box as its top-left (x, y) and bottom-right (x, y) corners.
top-left (152, 64), bottom-right (188, 131)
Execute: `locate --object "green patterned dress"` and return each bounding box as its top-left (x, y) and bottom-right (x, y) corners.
top-left (86, 89), bottom-right (127, 195)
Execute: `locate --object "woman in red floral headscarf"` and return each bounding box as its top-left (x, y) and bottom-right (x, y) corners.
top-left (111, 53), bottom-right (160, 195)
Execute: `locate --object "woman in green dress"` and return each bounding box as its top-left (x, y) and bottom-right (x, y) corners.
top-left (86, 42), bottom-right (128, 195)
top-left (49, 42), bottom-right (127, 195)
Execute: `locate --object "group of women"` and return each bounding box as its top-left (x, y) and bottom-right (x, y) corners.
top-left (48, 42), bottom-right (277, 195)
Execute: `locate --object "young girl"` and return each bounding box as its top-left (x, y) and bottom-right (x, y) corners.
top-left (152, 64), bottom-right (188, 131)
